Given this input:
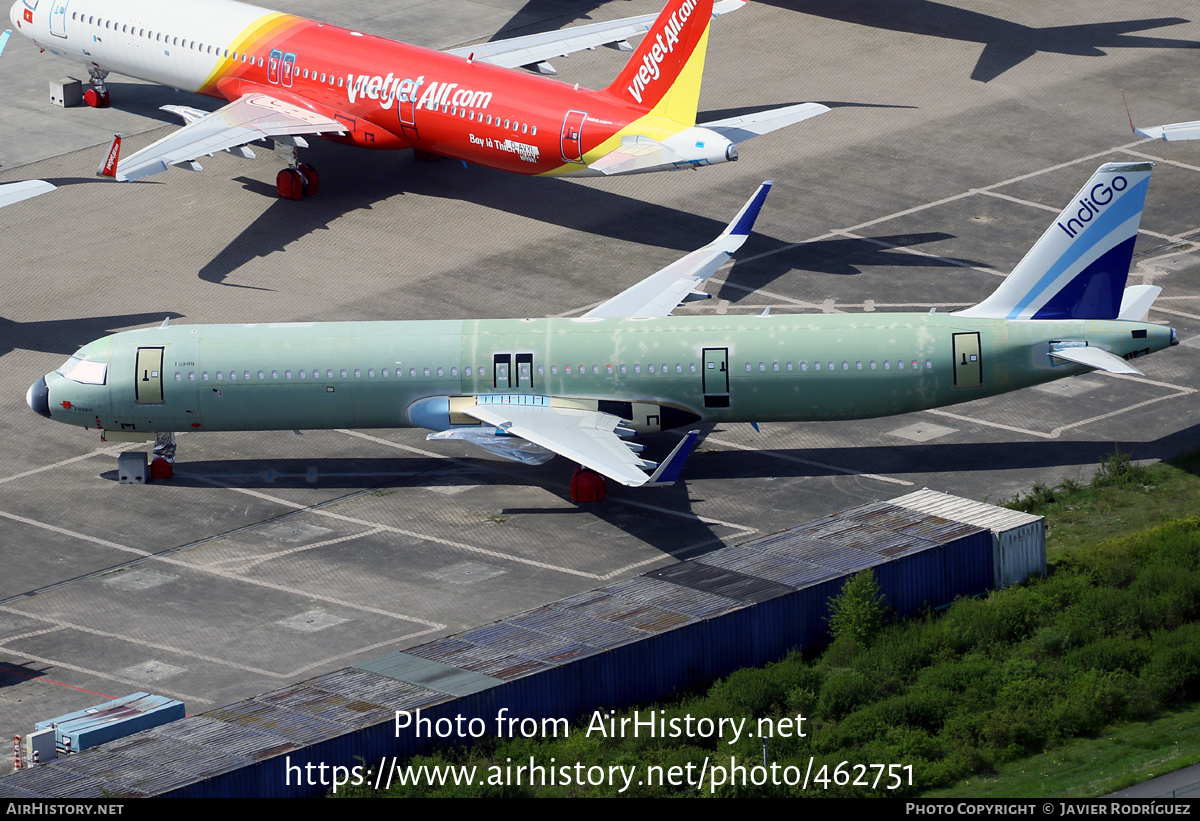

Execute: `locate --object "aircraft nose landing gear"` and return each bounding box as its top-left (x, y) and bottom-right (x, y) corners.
top-left (84, 67), bottom-right (110, 107)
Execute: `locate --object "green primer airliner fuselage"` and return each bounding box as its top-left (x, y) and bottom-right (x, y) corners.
top-left (39, 313), bottom-right (1174, 437)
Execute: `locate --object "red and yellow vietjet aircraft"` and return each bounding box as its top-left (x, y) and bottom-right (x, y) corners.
top-left (10, 0), bottom-right (829, 198)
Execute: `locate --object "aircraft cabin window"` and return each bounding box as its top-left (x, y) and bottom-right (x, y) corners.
top-left (189, 372), bottom-right (195, 382)
top-left (926, 360), bottom-right (933, 369)
top-left (522, 124), bottom-right (528, 134)
top-left (258, 370), bottom-right (265, 380)
top-left (773, 362), bottom-right (779, 372)
top-left (434, 367), bottom-right (442, 377)
top-left (536, 366), bottom-right (543, 376)
top-left (759, 362), bottom-right (766, 372)
top-left (174, 373), bottom-right (181, 381)
top-left (228, 371), bottom-right (236, 381)
top-left (353, 369), bottom-right (361, 378)
top-left (800, 362), bottom-right (808, 372)
top-left (224, 49), bottom-right (229, 58)
top-left (368, 368), bottom-right (375, 378)
top-left (409, 368), bottom-right (416, 377)
top-left (897, 360), bottom-right (905, 370)
top-left (870, 361), bottom-right (876, 370)
top-left (689, 363), bottom-right (696, 373)
top-left (620, 364), bottom-right (627, 374)
top-left (814, 362), bottom-right (821, 371)
top-left (216, 372), bottom-right (223, 381)
top-left (244, 371), bottom-right (250, 381)
top-left (451, 367), bottom-right (458, 377)
top-left (634, 364), bottom-right (641, 374)
top-left (884, 361), bottom-right (891, 370)
top-left (138, 28), bottom-right (144, 36)
top-left (463, 367), bottom-right (470, 377)
top-left (504, 119), bottom-right (510, 129)
top-left (337, 76), bottom-right (343, 86)
top-left (202, 371), bottom-right (210, 381)
top-left (786, 362), bottom-right (793, 372)
top-left (340, 369), bottom-right (348, 379)
top-left (531, 126), bottom-right (537, 136)
top-left (299, 370), bottom-right (306, 379)
top-left (842, 361), bottom-right (849, 371)
top-left (551, 365), bottom-right (558, 375)
top-left (326, 369), bottom-right (334, 379)
top-left (486, 115), bottom-right (492, 125)
top-left (647, 364), bottom-right (655, 374)
top-left (319, 72), bottom-right (325, 81)
top-left (856, 361), bottom-right (863, 370)
top-left (285, 370), bottom-right (293, 379)
top-left (88, 16), bottom-right (93, 24)
top-left (827, 361), bottom-right (835, 371)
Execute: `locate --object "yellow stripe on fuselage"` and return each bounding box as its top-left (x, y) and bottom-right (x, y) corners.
top-left (537, 25), bottom-right (712, 177)
top-left (198, 12), bottom-right (304, 93)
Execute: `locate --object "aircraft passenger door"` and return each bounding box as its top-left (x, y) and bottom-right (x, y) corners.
top-left (267, 48), bottom-right (283, 85)
top-left (560, 110), bottom-right (587, 163)
top-left (281, 52), bottom-right (296, 88)
top-left (952, 332), bottom-right (983, 389)
top-left (702, 347), bottom-right (730, 408)
top-left (515, 353), bottom-right (534, 391)
top-left (49, 0), bottom-right (69, 38)
top-left (135, 347), bottom-right (165, 405)
top-left (493, 353), bottom-right (512, 390)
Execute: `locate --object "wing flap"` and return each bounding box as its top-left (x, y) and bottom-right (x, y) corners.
top-left (584, 181), bottom-right (772, 318)
top-left (462, 402), bottom-right (653, 487)
top-left (111, 93), bottom-right (345, 182)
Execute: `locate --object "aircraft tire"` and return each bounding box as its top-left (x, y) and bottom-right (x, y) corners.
top-left (298, 163), bottom-right (319, 196)
top-left (570, 467), bottom-right (607, 503)
top-left (83, 88), bottom-right (110, 108)
top-left (276, 168), bottom-right (304, 200)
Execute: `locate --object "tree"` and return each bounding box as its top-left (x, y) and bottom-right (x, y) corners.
top-left (827, 569), bottom-right (888, 646)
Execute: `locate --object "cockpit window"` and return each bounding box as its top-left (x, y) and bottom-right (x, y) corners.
top-left (55, 357), bottom-right (108, 385)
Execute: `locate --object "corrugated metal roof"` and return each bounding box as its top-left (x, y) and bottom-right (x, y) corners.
top-left (890, 488), bottom-right (1044, 531)
top-left (647, 561), bottom-right (794, 603)
top-left (356, 651), bottom-right (503, 696)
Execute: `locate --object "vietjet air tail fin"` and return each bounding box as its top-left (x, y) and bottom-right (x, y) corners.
top-left (957, 162), bottom-right (1152, 320)
top-left (603, 0), bottom-right (725, 126)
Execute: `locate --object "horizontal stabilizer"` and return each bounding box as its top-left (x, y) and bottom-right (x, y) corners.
top-left (0, 180), bottom-right (55, 209)
top-left (1118, 284), bottom-right (1162, 320)
top-left (587, 136), bottom-right (689, 176)
top-left (585, 181), bottom-right (772, 318)
top-left (1050, 344), bottom-right (1142, 375)
top-left (1136, 120), bottom-right (1200, 141)
top-left (701, 102), bottom-right (831, 143)
top-left (446, 0), bottom-right (745, 70)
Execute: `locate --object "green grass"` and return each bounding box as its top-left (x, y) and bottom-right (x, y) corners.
top-left (927, 702), bottom-right (1200, 798)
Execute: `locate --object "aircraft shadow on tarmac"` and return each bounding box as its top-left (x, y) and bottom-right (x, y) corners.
top-left (752, 0), bottom-right (1200, 83)
top-left (715, 232), bottom-right (987, 301)
top-left (0, 662), bottom-right (58, 693)
top-left (0, 312), bottom-right (184, 358)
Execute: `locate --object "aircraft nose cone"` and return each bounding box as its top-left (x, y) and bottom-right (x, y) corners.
top-left (26, 377), bottom-right (51, 419)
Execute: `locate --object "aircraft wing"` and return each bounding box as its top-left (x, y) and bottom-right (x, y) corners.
top-left (462, 400), bottom-right (655, 486)
top-left (584, 180), bottom-right (771, 318)
top-left (444, 0), bottom-right (746, 72)
top-left (106, 92), bottom-right (345, 182)
top-left (0, 180), bottom-right (55, 208)
top-left (1135, 120), bottom-right (1200, 141)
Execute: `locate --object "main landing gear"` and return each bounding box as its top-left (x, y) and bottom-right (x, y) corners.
top-left (274, 140), bottom-right (319, 200)
top-left (570, 467), bottom-right (606, 503)
top-left (84, 67), bottom-right (110, 107)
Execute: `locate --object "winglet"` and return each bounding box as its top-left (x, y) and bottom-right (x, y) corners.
top-left (644, 430), bottom-right (700, 486)
top-left (0, 29), bottom-right (11, 58)
top-left (98, 134), bottom-right (122, 178)
top-left (733, 181), bottom-right (772, 236)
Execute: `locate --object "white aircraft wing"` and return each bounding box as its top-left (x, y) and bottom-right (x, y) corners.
top-left (584, 180), bottom-right (771, 318)
top-left (444, 0), bottom-right (746, 72)
top-left (701, 102), bottom-right (832, 142)
top-left (463, 401), bottom-right (654, 486)
top-left (0, 180), bottom-right (55, 208)
top-left (1135, 120), bottom-right (1200, 141)
top-left (108, 92), bottom-right (345, 182)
